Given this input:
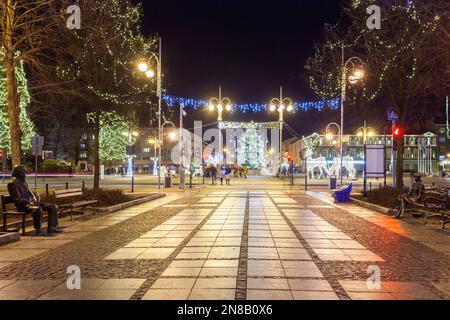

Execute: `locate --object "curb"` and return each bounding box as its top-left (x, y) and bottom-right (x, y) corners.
top-left (0, 232), bottom-right (20, 246)
top-left (96, 193), bottom-right (166, 213)
top-left (350, 197), bottom-right (397, 216)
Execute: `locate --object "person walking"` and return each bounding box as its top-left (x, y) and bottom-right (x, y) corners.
top-left (219, 165), bottom-right (226, 185)
top-left (225, 165), bottom-right (232, 185)
top-left (210, 165), bottom-right (217, 185)
top-left (243, 165), bottom-right (248, 179)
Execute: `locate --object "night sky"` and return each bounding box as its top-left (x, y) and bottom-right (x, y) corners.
top-left (137, 0), bottom-right (342, 103)
top-left (134, 0), bottom-right (345, 134)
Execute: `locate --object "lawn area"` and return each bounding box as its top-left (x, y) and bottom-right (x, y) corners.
top-left (353, 187), bottom-right (407, 209)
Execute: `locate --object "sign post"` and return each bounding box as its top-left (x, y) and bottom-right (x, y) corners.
top-left (364, 144), bottom-right (386, 194)
top-left (31, 136), bottom-right (44, 189)
top-left (387, 108), bottom-right (399, 187)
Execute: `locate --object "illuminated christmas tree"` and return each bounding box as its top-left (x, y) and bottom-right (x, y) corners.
top-left (87, 111), bottom-right (136, 162)
top-left (237, 129), bottom-right (267, 169)
top-left (0, 52), bottom-right (36, 152)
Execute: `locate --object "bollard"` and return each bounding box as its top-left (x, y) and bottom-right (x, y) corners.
top-left (379, 183), bottom-right (382, 189)
top-left (66, 182), bottom-right (69, 190)
top-left (131, 176), bottom-right (134, 193)
top-left (369, 182), bottom-right (372, 191)
top-left (82, 181), bottom-right (85, 192)
top-left (46, 184), bottom-right (49, 197)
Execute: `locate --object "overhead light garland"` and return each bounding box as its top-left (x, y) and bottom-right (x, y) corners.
top-left (162, 94), bottom-right (339, 113)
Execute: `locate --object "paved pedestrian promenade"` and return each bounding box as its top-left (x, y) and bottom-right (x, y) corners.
top-left (0, 185), bottom-right (449, 300)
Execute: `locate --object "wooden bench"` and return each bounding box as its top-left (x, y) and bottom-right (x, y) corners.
top-left (53, 188), bottom-right (97, 221)
top-left (1, 195), bottom-right (31, 236)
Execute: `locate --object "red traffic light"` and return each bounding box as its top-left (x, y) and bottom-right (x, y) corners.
top-left (0, 151), bottom-right (3, 158)
top-left (392, 126), bottom-right (403, 139)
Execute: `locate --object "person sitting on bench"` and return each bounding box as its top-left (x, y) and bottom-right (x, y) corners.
top-left (395, 174), bottom-right (425, 219)
top-left (7, 165), bottom-right (63, 236)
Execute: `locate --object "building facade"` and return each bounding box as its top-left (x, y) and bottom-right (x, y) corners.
top-left (286, 131), bottom-right (440, 176)
top-left (436, 124), bottom-right (450, 172)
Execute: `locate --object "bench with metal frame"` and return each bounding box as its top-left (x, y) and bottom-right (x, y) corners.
top-left (400, 186), bottom-right (449, 230)
top-left (1, 195), bottom-right (31, 236)
top-left (422, 187), bottom-right (449, 230)
top-left (53, 188), bottom-right (97, 220)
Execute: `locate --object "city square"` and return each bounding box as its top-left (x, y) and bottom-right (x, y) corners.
top-left (0, 179), bottom-right (449, 301)
top-left (0, 0), bottom-right (449, 310)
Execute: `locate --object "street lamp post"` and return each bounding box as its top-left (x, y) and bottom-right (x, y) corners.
top-left (137, 37), bottom-right (163, 189)
top-left (325, 122), bottom-right (342, 180)
top-left (122, 130), bottom-right (139, 178)
top-left (357, 121), bottom-right (375, 144)
top-left (340, 45), bottom-right (364, 187)
top-left (161, 120), bottom-right (177, 170)
top-left (148, 136), bottom-right (159, 176)
top-left (208, 86), bottom-right (232, 166)
top-left (269, 86), bottom-right (294, 166)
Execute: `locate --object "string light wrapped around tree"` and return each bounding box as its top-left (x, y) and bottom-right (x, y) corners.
top-left (0, 51), bottom-right (36, 152)
top-left (87, 112), bottom-right (136, 162)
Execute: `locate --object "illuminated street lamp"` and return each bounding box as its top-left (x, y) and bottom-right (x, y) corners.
top-left (208, 86), bottom-right (232, 165)
top-left (160, 121), bottom-right (177, 167)
top-left (269, 86), bottom-right (294, 165)
top-left (340, 45), bottom-right (364, 186)
top-left (137, 37), bottom-right (163, 189)
top-left (357, 121), bottom-right (375, 144)
top-left (169, 131), bottom-right (177, 140)
top-left (325, 122), bottom-right (342, 183)
top-left (122, 130), bottom-right (139, 178)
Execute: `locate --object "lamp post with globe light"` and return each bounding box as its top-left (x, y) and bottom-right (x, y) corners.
top-left (269, 86), bottom-right (294, 166)
top-left (122, 130), bottom-right (139, 178)
top-left (340, 46), bottom-right (365, 186)
top-left (161, 121), bottom-right (177, 168)
top-left (325, 122), bottom-right (342, 182)
top-left (208, 86), bottom-right (232, 165)
top-left (137, 37), bottom-right (163, 188)
top-left (357, 121), bottom-right (376, 144)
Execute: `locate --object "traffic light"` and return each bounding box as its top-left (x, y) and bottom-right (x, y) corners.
top-left (287, 153), bottom-right (292, 162)
top-left (392, 126), bottom-right (403, 139)
top-left (392, 125), bottom-right (403, 151)
top-left (0, 151), bottom-right (3, 158)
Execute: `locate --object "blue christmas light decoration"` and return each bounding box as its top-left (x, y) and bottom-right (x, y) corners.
top-left (162, 94), bottom-right (339, 113)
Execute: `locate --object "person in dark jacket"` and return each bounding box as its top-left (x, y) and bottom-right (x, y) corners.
top-left (7, 165), bottom-right (63, 236)
top-left (225, 165), bottom-right (232, 185)
top-left (210, 165), bottom-right (217, 185)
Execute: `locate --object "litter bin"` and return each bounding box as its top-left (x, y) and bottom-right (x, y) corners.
top-left (164, 175), bottom-right (172, 188)
top-left (329, 175), bottom-right (337, 190)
